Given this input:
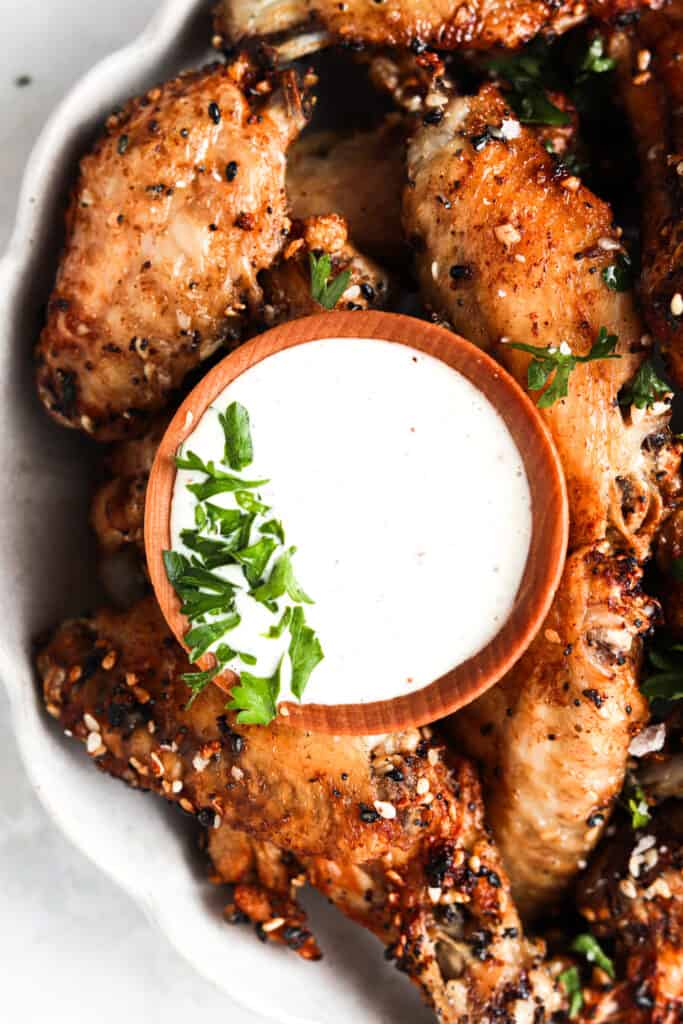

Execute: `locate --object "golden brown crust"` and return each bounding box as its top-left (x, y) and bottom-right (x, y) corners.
top-left (35, 60), bottom-right (308, 440)
top-left (214, 0), bottom-right (662, 54)
top-left (37, 596), bottom-right (561, 1022)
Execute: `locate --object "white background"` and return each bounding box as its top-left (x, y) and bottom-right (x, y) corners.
top-left (0, 3), bottom-right (264, 1020)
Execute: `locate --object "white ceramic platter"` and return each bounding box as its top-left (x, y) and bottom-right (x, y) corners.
top-left (0, 1), bottom-right (432, 1020)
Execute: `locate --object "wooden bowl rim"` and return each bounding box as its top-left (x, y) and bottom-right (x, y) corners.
top-left (145, 310), bottom-right (568, 734)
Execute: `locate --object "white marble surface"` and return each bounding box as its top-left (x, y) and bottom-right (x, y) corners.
top-left (0, 3), bottom-right (265, 1020)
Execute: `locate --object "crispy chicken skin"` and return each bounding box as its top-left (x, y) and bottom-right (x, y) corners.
top-left (403, 84), bottom-right (672, 556)
top-left (576, 803), bottom-right (683, 1024)
top-left (260, 214), bottom-right (394, 324)
top-left (610, 10), bottom-right (683, 388)
top-left (453, 546), bottom-right (654, 918)
top-left (405, 84), bottom-right (680, 915)
top-left (38, 596), bottom-right (562, 1022)
top-left (206, 825), bottom-right (322, 959)
top-left (214, 0), bottom-right (659, 56)
top-left (36, 59), bottom-right (309, 441)
top-left (286, 123), bottom-right (406, 260)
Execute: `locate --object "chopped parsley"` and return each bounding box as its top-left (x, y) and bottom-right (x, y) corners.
top-left (507, 327), bottom-right (620, 408)
top-left (487, 40), bottom-right (570, 126)
top-left (578, 36), bottom-right (616, 79)
top-left (602, 254), bottom-right (632, 293)
top-left (219, 401), bottom-right (253, 471)
top-left (163, 403), bottom-right (323, 721)
top-left (571, 934), bottom-right (615, 979)
top-left (627, 782), bottom-right (652, 830)
top-left (619, 360), bottom-right (671, 410)
top-left (309, 252), bottom-right (351, 310)
top-left (558, 966), bottom-right (583, 1019)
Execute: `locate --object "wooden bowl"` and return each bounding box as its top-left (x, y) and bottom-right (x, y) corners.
top-left (146, 311), bottom-right (568, 734)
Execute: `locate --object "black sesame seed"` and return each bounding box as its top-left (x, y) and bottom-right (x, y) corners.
top-left (360, 283), bottom-right (375, 301)
top-left (423, 109), bottom-right (444, 126)
top-left (180, 128), bottom-right (189, 138)
top-left (449, 264), bottom-right (472, 280)
top-left (209, 223), bottom-right (218, 232)
top-left (208, 101), bottom-right (221, 124)
top-left (197, 808), bottom-right (214, 828)
top-left (359, 803), bottom-right (380, 823)
top-left (587, 812), bottom-right (605, 827)
top-left (387, 767), bottom-right (404, 783)
top-left (117, 134), bottom-right (129, 155)
top-left (225, 160), bottom-right (238, 181)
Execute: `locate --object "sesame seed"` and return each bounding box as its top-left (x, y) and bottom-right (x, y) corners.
top-left (427, 886), bottom-right (442, 903)
top-left (83, 713), bottom-right (100, 733)
top-left (208, 101), bottom-right (221, 124)
top-left (150, 752), bottom-right (165, 776)
top-left (619, 878), bottom-right (637, 899)
top-left (171, 779), bottom-right (183, 793)
top-left (129, 756), bottom-right (148, 776)
top-left (416, 777), bottom-right (430, 796)
top-left (494, 223), bottom-right (521, 247)
top-left (636, 49), bottom-right (651, 71)
top-left (374, 800), bottom-right (397, 820)
top-left (213, 814), bottom-right (222, 829)
top-left (86, 731), bottom-right (103, 754)
top-left (262, 917), bottom-right (285, 933)
top-left (179, 798), bottom-right (195, 813)
top-left (670, 293), bottom-right (683, 316)
top-left (101, 651), bottom-right (117, 670)
top-left (427, 748), bottom-right (439, 766)
top-left (468, 855), bottom-right (481, 872)
top-left (598, 237), bottom-right (621, 251)
top-left (561, 176), bottom-right (581, 192)
top-left (231, 765), bottom-right (244, 781)
top-left (431, 261), bottom-right (439, 280)
top-left (193, 753), bottom-right (210, 772)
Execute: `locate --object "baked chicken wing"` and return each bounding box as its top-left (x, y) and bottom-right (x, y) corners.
top-left (36, 58), bottom-right (309, 441)
top-left (404, 83), bottom-right (680, 915)
top-left (214, 0), bottom-right (660, 57)
top-left (38, 596), bottom-right (562, 1022)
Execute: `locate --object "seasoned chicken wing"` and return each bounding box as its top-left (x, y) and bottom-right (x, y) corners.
top-left (38, 596), bottom-right (562, 1022)
top-left (452, 545), bottom-right (654, 917)
top-left (36, 58), bottom-right (309, 441)
top-left (215, 0), bottom-right (659, 57)
top-left (610, 10), bottom-right (683, 388)
top-left (405, 83), bottom-right (680, 915)
top-left (403, 83), bottom-right (672, 556)
top-left (286, 122), bottom-right (406, 260)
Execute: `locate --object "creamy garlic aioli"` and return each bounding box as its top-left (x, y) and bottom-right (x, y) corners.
top-left (171, 338), bottom-right (531, 706)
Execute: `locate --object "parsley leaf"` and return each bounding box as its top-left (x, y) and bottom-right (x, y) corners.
top-left (288, 607), bottom-right (324, 700)
top-left (227, 659), bottom-right (282, 725)
top-left (261, 518), bottom-right (285, 544)
top-left (619, 360), bottom-right (671, 410)
top-left (233, 536), bottom-right (278, 585)
top-left (627, 782), bottom-right (651, 830)
top-left (602, 254), bottom-right (632, 292)
top-left (235, 490), bottom-right (270, 515)
top-left (571, 935), bottom-right (615, 978)
top-left (219, 401), bottom-right (253, 471)
top-left (264, 606), bottom-right (292, 639)
top-left (187, 474), bottom-right (267, 501)
top-left (579, 36), bottom-right (616, 78)
top-left (252, 548), bottom-right (313, 606)
top-left (182, 662), bottom-right (223, 708)
top-left (185, 615), bottom-right (241, 661)
top-left (507, 328), bottom-right (620, 408)
top-left (487, 40), bottom-right (570, 126)
top-left (309, 252), bottom-right (351, 310)
top-left (559, 966), bottom-right (583, 1019)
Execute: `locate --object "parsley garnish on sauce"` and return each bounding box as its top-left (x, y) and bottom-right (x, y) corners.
top-left (619, 360), bottom-right (671, 410)
top-left (641, 642), bottom-right (683, 703)
top-left (309, 252), bottom-right (351, 310)
top-left (602, 254), bottom-right (632, 293)
top-left (558, 966), bottom-right (583, 1019)
top-left (627, 782), bottom-right (652, 829)
top-left (571, 934), bottom-right (615, 979)
top-left (507, 328), bottom-right (620, 408)
top-left (163, 402), bottom-right (323, 722)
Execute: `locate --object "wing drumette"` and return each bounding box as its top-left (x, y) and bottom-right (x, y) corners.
top-left (38, 596), bottom-right (561, 1022)
top-left (403, 83), bottom-right (680, 916)
top-left (36, 58), bottom-right (310, 441)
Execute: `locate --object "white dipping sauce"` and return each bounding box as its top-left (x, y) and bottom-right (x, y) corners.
top-left (171, 338), bottom-right (531, 706)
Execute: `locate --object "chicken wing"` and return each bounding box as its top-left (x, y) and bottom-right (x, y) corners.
top-left (403, 83), bottom-right (680, 915)
top-left (286, 122), bottom-right (406, 261)
top-left (214, 0), bottom-right (659, 57)
top-left (38, 596), bottom-right (562, 1022)
top-left (610, 10), bottom-right (683, 389)
top-left (403, 83), bottom-right (673, 556)
top-left (36, 58), bottom-right (309, 441)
